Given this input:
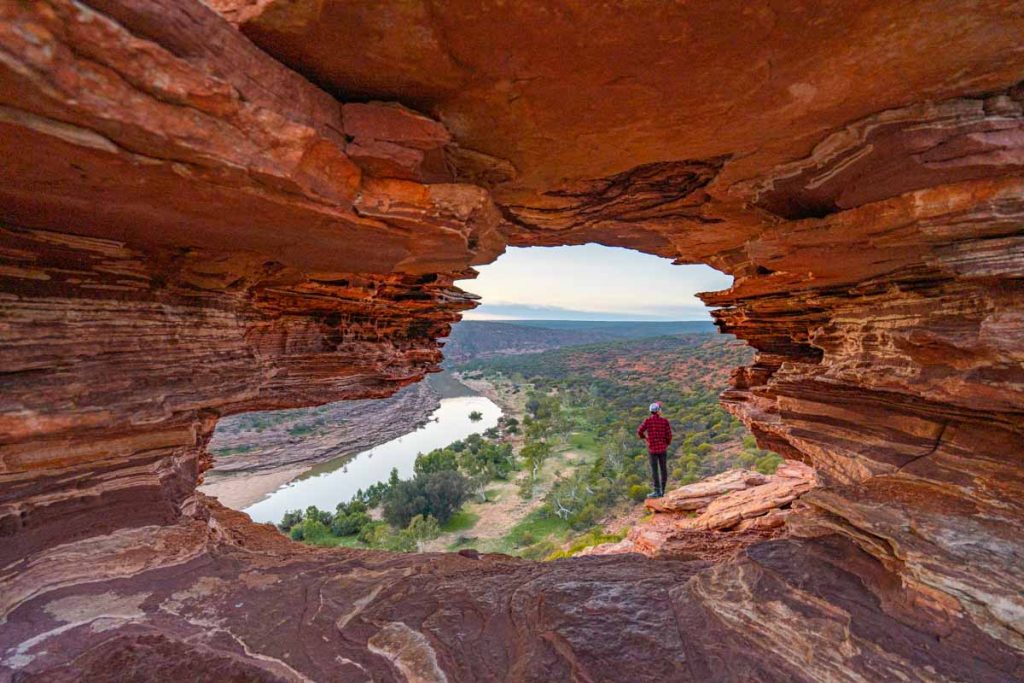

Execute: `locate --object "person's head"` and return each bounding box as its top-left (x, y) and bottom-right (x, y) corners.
top-left (649, 402), bottom-right (661, 414)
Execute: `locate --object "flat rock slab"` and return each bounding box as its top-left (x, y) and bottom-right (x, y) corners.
top-left (645, 469), bottom-right (770, 513)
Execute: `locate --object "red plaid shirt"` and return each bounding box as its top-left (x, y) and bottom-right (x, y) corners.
top-left (638, 414), bottom-right (672, 454)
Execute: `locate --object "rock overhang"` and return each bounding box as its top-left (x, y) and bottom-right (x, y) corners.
top-left (1, 1), bottom-right (1023, 679)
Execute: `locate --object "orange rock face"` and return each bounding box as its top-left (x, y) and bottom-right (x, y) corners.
top-left (2, 1), bottom-right (1023, 680)
top-left (583, 462), bottom-right (817, 561)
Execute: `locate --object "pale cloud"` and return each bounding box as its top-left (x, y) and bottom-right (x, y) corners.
top-left (457, 245), bottom-right (732, 321)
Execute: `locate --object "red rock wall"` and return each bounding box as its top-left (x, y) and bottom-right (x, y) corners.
top-left (0, 0), bottom-right (508, 558)
top-left (1, 0), bottom-right (1023, 679)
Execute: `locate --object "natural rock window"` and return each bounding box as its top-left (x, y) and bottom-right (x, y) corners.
top-left (1, 1), bottom-right (1022, 680)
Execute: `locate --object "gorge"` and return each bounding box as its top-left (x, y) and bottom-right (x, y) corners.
top-left (1, 1), bottom-right (1023, 681)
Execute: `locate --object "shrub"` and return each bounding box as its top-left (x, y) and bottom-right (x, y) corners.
top-left (357, 521), bottom-right (386, 545)
top-left (378, 530), bottom-right (417, 553)
top-left (279, 509), bottom-right (303, 531)
top-left (358, 518), bottom-right (437, 553)
top-left (755, 453), bottom-right (783, 475)
top-left (289, 525), bottom-right (304, 541)
top-left (335, 499), bottom-right (367, 515)
top-left (546, 528), bottom-right (628, 560)
top-left (568, 503), bottom-right (599, 531)
top-left (405, 514), bottom-right (441, 541)
top-left (331, 511), bottom-right (371, 536)
top-left (628, 484), bottom-right (649, 502)
top-left (299, 517), bottom-right (332, 545)
top-left (382, 470), bottom-right (471, 527)
top-left (414, 448), bottom-right (459, 476)
top-left (305, 505), bottom-right (333, 526)
top-left (458, 440), bottom-right (515, 479)
top-left (469, 410), bottom-right (483, 421)
top-left (520, 539), bottom-right (560, 561)
top-left (516, 531), bottom-right (536, 546)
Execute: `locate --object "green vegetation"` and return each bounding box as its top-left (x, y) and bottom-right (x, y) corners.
top-left (468, 410), bottom-right (483, 421)
top-left (280, 334), bottom-right (781, 560)
top-left (441, 320), bottom-right (717, 366)
top-left (280, 427), bottom-right (513, 552)
top-left (545, 528), bottom-right (628, 560)
top-left (383, 470), bottom-right (471, 527)
top-left (454, 334), bottom-right (782, 556)
top-left (358, 514), bottom-right (441, 552)
top-left (489, 508), bottom-right (572, 558)
top-left (441, 510), bottom-right (479, 533)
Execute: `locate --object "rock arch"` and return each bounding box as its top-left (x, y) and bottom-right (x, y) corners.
top-left (1, 1), bottom-right (1022, 679)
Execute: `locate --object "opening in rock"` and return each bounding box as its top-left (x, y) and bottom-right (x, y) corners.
top-left (201, 245), bottom-right (804, 559)
top-left (4, 3), bottom-right (1022, 679)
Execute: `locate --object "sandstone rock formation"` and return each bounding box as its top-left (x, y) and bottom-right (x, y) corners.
top-left (583, 461), bottom-right (816, 561)
top-left (2, 1), bottom-right (1023, 680)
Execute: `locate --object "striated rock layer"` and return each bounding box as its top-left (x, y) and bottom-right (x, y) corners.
top-left (583, 462), bottom-right (817, 562)
top-left (1, 1), bottom-right (1023, 680)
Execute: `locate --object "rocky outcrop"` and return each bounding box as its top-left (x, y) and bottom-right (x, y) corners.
top-left (682, 461), bottom-right (816, 531)
top-left (2, 1), bottom-right (1024, 680)
top-left (0, 0), bottom-right (505, 565)
top-left (584, 462), bottom-right (816, 561)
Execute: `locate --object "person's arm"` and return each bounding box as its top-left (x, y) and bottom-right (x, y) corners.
top-left (637, 418), bottom-right (647, 439)
top-left (665, 419), bottom-right (673, 446)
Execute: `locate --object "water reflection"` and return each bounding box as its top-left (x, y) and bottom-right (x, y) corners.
top-left (243, 395), bottom-right (502, 524)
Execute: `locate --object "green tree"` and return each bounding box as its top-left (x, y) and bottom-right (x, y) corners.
top-left (278, 509), bottom-right (303, 531)
top-left (297, 516), bottom-right (332, 545)
top-left (521, 440), bottom-right (552, 482)
top-left (415, 447), bottom-right (458, 476)
top-left (383, 470), bottom-right (471, 527)
top-left (525, 396), bottom-right (542, 418)
top-left (331, 510), bottom-right (371, 536)
top-left (305, 505), bottom-right (332, 526)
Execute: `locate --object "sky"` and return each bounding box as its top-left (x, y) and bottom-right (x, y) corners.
top-left (457, 244), bottom-right (733, 321)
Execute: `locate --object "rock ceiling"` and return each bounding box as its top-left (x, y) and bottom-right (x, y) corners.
top-left (1, 0), bottom-right (1023, 680)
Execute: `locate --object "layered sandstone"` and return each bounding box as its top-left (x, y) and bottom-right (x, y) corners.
top-left (583, 462), bottom-right (817, 561)
top-left (2, 1), bottom-right (1024, 680)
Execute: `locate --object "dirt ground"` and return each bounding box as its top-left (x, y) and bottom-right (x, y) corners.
top-left (419, 447), bottom-right (588, 552)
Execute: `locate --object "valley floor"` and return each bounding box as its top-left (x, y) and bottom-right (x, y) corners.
top-left (418, 447), bottom-right (592, 553)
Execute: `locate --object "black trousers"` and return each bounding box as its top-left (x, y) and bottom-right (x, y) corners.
top-left (648, 452), bottom-right (668, 492)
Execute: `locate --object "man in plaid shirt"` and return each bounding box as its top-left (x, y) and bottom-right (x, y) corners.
top-left (637, 402), bottom-right (672, 498)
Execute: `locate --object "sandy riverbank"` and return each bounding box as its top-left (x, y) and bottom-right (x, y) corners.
top-left (200, 466), bottom-right (307, 510)
top-left (457, 373), bottom-right (527, 417)
top-left (198, 372), bottom-right (482, 513)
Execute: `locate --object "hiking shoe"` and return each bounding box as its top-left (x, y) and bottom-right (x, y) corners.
top-left (657, 489), bottom-right (665, 498)
top-left (645, 490), bottom-right (660, 499)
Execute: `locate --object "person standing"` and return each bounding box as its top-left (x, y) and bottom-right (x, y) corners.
top-left (637, 402), bottom-right (672, 498)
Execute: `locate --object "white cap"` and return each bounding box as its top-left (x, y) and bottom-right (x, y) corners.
top-left (649, 402), bottom-right (661, 412)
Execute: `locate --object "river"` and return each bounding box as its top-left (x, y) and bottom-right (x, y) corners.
top-left (243, 394), bottom-right (503, 524)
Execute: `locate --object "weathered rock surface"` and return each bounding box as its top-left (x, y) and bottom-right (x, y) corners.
top-left (681, 461), bottom-right (817, 531)
top-left (2, 1), bottom-right (1024, 680)
top-left (584, 462), bottom-right (816, 561)
top-left (645, 468), bottom-right (772, 514)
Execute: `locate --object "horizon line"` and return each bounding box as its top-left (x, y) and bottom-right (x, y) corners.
top-left (460, 318), bottom-right (714, 322)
